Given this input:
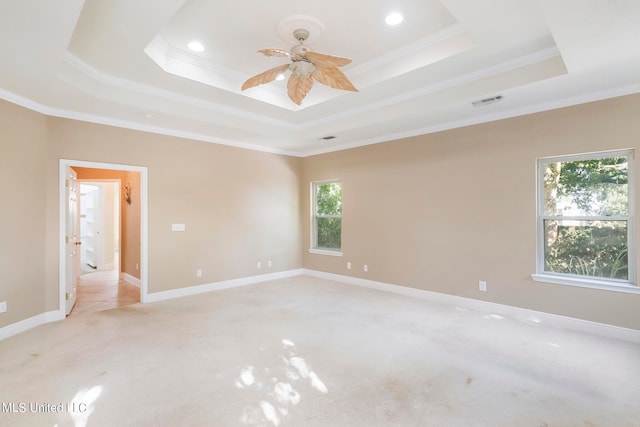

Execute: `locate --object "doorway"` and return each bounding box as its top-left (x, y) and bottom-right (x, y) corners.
top-left (72, 180), bottom-right (138, 314)
top-left (59, 159), bottom-right (148, 318)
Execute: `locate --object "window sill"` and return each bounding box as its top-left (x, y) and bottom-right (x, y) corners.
top-left (308, 248), bottom-right (343, 257)
top-left (531, 273), bottom-right (640, 294)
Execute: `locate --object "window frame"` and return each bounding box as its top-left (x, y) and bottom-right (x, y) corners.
top-left (532, 149), bottom-right (638, 293)
top-left (309, 179), bottom-right (343, 257)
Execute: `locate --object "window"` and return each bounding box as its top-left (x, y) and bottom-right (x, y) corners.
top-left (311, 180), bottom-right (342, 255)
top-left (535, 150), bottom-right (635, 290)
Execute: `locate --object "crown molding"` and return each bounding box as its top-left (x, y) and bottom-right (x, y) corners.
top-left (0, 87), bottom-right (300, 156)
top-left (301, 81), bottom-right (640, 157)
top-left (3, 52), bottom-right (639, 159)
top-left (63, 52), bottom-right (299, 130)
top-left (3, 81), bottom-right (639, 158)
top-left (301, 46), bottom-right (563, 130)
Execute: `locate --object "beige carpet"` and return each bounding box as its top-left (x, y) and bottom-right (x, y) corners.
top-left (1, 276), bottom-right (639, 426)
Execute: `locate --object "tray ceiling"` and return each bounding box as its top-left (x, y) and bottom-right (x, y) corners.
top-left (1, 0), bottom-right (639, 156)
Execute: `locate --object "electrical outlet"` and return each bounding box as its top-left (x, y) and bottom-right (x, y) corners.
top-left (364, 264), bottom-right (368, 272)
top-left (196, 269), bottom-right (202, 277)
top-left (257, 261), bottom-right (261, 269)
top-left (479, 281), bottom-right (487, 292)
top-left (268, 260), bottom-right (272, 267)
top-left (347, 262), bottom-right (351, 270)
top-left (0, 301), bottom-right (7, 313)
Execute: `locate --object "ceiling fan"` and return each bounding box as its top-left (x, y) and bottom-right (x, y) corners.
top-left (241, 29), bottom-right (358, 105)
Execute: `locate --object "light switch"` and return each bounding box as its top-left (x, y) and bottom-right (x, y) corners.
top-left (171, 223), bottom-right (186, 232)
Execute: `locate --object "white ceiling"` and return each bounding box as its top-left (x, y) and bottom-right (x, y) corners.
top-left (1, 0), bottom-right (639, 156)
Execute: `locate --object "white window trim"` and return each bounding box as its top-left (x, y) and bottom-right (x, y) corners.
top-left (534, 149), bottom-right (636, 291)
top-left (308, 248), bottom-right (343, 257)
top-left (531, 274), bottom-right (640, 294)
top-left (310, 179), bottom-right (342, 256)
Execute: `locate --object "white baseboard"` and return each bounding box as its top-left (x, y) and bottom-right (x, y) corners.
top-left (302, 269), bottom-right (640, 344)
top-left (5, 269), bottom-right (637, 344)
top-left (0, 310), bottom-right (64, 341)
top-left (0, 270), bottom-right (303, 340)
top-left (121, 272), bottom-right (141, 288)
top-left (144, 269), bottom-right (304, 304)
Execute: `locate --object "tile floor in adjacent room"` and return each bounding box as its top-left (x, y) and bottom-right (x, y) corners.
top-left (1, 276), bottom-right (639, 427)
top-left (70, 269), bottom-right (140, 315)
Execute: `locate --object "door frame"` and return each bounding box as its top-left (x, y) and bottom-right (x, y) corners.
top-left (59, 159), bottom-right (149, 318)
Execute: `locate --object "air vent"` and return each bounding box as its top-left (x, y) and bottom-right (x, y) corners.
top-left (319, 135), bottom-right (337, 141)
top-left (472, 95), bottom-right (503, 108)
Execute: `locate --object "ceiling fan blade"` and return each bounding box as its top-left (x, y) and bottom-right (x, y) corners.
top-left (312, 67), bottom-right (358, 92)
top-left (258, 48), bottom-right (292, 58)
top-left (241, 64), bottom-right (290, 91)
top-left (306, 51), bottom-right (352, 68)
top-left (287, 74), bottom-right (314, 105)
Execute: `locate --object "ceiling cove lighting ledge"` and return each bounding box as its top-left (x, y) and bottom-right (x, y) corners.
top-left (348, 24), bottom-right (471, 77)
top-left (61, 52), bottom-right (299, 130)
top-left (0, 87), bottom-right (300, 157)
top-left (145, 34), bottom-right (336, 111)
top-left (299, 82), bottom-right (640, 157)
top-left (144, 25), bottom-right (473, 111)
top-left (144, 35), bottom-right (298, 111)
top-left (300, 46), bottom-right (565, 130)
top-left (145, 34), bottom-right (241, 80)
top-left (62, 44), bottom-right (566, 136)
top-left (3, 81), bottom-right (640, 159)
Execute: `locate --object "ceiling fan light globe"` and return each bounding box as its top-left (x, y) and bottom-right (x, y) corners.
top-left (289, 61), bottom-right (316, 79)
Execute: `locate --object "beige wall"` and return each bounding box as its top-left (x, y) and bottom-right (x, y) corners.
top-left (301, 93), bottom-right (640, 330)
top-left (0, 101), bottom-right (49, 326)
top-left (74, 167), bottom-right (141, 279)
top-left (45, 118), bottom-right (302, 303)
top-left (0, 99), bottom-right (302, 326)
top-left (2, 93), bottom-right (639, 331)
top-left (122, 170), bottom-right (141, 278)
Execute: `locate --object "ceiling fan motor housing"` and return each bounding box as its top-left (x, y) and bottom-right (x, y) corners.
top-left (290, 44), bottom-right (310, 57)
top-left (291, 29), bottom-right (311, 58)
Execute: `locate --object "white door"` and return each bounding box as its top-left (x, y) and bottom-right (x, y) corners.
top-left (80, 182), bottom-right (119, 271)
top-left (80, 184), bottom-right (102, 269)
top-left (65, 167), bottom-right (80, 315)
top-left (92, 185), bottom-right (105, 269)
top-left (98, 182), bottom-right (118, 270)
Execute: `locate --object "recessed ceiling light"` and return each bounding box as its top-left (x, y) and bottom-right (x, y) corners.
top-left (385, 12), bottom-right (403, 26)
top-left (188, 40), bottom-right (204, 52)
top-left (276, 74), bottom-right (285, 81)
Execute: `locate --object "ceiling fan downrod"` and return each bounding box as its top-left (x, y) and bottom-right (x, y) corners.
top-left (290, 29), bottom-right (311, 60)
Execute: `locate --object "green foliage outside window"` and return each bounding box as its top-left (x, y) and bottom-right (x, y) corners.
top-left (543, 155), bottom-right (629, 280)
top-left (544, 221), bottom-right (628, 280)
top-left (314, 182), bottom-right (342, 249)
